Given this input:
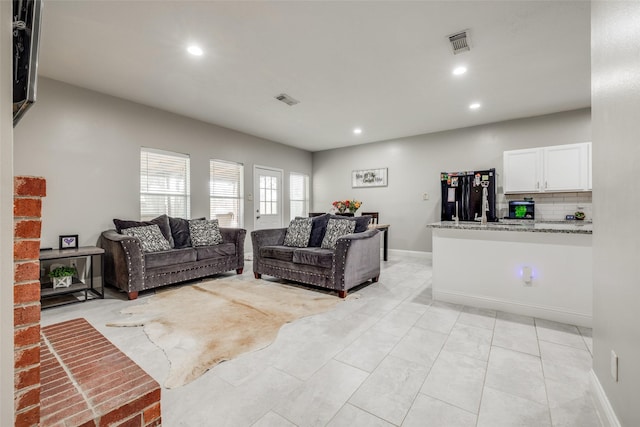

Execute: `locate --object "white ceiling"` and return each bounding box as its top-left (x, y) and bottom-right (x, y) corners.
top-left (38, 1), bottom-right (591, 152)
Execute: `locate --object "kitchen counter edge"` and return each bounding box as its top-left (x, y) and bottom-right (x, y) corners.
top-left (428, 221), bottom-right (592, 234)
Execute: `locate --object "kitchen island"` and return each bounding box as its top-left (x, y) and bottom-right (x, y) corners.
top-left (428, 221), bottom-right (592, 327)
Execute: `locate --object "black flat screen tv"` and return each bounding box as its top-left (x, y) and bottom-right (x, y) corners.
top-left (13, 0), bottom-right (42, 127)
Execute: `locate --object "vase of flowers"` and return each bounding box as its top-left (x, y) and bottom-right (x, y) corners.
top-left (333, 199), bottom-right (362, 214)
top-left (332, 200), bottom-right (347, 213)
top-left (346, 199), bottom-right (362, 214)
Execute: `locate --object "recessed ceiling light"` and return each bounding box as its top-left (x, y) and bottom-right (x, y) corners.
top-left (469, 102), bottom-right (481, 110)
top-left (187, 46), bottom-right (203, 56)
top-left (453, 66), bottom-right (467, 76)
top-left (353, 128), bottom-right (362, 135)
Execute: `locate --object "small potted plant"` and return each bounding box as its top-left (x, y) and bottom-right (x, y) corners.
top-left (49, 266), bottom-right (77, 289)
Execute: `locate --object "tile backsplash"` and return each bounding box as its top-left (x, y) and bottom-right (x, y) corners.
top-left (498, 192), bottom-right (593, 221)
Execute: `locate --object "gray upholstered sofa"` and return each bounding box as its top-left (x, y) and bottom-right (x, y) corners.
top-left (99, 215), bottom-right (246, 299)
top-left (251, 214), bottom-right (381, 298)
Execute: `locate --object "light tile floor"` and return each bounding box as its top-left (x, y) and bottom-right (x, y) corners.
top-left (41, 254), bottom-right (602, 427)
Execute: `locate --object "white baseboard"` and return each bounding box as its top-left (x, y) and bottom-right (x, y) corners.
top-left (433, 289), bottom-right (592, 327)
top-left (589, 370), bottom-right (621, 427)
top-left (387, 249), bottom-right (432, 259)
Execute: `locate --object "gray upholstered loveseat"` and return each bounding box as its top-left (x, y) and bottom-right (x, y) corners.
top-left (251, 214), bottom-right (381, 298)
top-left (99, 215), bottom-right (246, 300)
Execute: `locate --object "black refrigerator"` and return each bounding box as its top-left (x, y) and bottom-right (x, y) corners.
top-left (440, 168), bottom-right (498, 222)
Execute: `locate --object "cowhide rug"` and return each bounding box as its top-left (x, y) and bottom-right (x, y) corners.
top-left (107, 279), bottom-right (341, 388)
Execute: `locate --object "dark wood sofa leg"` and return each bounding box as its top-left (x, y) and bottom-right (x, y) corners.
top-left (254, 272), bottom-right (262, 279)
top-left (372, 275), bottom-right (380, 283)
top-left (127, 291), bottom-right (139, 300)
top-left (338, 290), bottom-right (347, 299)
top-left (236, 268), bottom-right (243, 274)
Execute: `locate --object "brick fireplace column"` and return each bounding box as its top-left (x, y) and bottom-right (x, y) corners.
top-left (13, 176), bottom-right (46, 427)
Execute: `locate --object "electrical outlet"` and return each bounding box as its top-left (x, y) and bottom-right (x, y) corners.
top-left (422, 192), bottom-right (429, 201)
top-left (70, 260), bottom-right (77, 269)
top-left (611, 350), bottom-right (618, 381)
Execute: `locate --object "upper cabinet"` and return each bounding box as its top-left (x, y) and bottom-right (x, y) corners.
top-left (503, 142), bottom-right (592, 194)
top-left (503, 148), bottom-right (543, 193)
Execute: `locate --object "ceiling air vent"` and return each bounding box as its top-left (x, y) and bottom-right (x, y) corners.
top-left (448, 30), bottom-right (470, 55)
top-left (274, 93), bottom-right (300, 106)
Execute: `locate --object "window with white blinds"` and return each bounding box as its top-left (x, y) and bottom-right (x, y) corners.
top-left (140, 148), bottom-right (191, 220)
top-left (289, 172), bottom-right (309, 220)
top-left (210, 159), bottom-right (244, 227)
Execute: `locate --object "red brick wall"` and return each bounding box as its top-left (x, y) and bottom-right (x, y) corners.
top-left (14, 176), bottom-right (46, 427)
top-left (41, 319), bottom-right (162, 427)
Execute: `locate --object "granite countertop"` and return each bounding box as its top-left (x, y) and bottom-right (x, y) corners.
top-left (428, 220), bottom-right (592, 234)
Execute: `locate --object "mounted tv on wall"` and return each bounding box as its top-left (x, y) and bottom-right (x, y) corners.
top-left (13, 0), bottom-right (42, 127)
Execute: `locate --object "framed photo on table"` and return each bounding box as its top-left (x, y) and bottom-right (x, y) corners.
top-left (352, 168), bottom-right (388, 188)
top-left (59, 234), bottom-right (78, 250)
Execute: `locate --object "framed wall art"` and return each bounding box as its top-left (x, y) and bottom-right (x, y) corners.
top-left (352, 168), bottom-right (388, 188)
top-left (59, 234), bottom-right (78, 250)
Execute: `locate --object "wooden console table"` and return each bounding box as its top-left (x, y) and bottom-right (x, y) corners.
top-left (39, 246), bottom-right (104, 308)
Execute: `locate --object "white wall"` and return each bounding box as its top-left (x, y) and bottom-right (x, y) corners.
top-left (592, 2), bottom-right (640, 425)
top-left (13, 78), bottom-right (312, 251)
top-left (0, 1), bottom-right (14, 424)
top-left (313, 108), bottom-right (591, 252)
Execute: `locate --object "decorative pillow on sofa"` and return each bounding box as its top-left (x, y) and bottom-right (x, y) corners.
top-left (121, 224), bottom-right (172, 253)
top-left (308, 214), bottom-right (331, 247)
top-left (329, 214), bottom-right (371, 233)
top-left (114, 215), bottom-right (174, 248)
top-left (283, 218), bottom-right (313, 247)
top-left (189, 219), bottom-right (223, 247)
top-left (169, 216), bottom-right (206, 249)
top-left (321, 218), bottom-right (356, 249)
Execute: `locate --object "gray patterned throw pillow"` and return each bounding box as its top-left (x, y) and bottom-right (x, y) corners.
top-left (321, 218), bottom-right (356, 249)
top-left (283, 217), bottom-right (313, 247)
top-left (188, 219), bottom-right (223, 247)
top-left (122, 224), bottom-right (172, 253)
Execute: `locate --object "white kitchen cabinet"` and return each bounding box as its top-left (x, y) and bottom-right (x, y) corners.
top-left (503, 142), bottom-right (591, 193)
top-left (503, 148), bottom-right (543, 193)
top-left (543, 143), bottom-right (590, 191)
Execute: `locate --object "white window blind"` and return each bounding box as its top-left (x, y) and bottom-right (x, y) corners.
top-left (290, 172), bottom-right (309, 220)
top-left (210, 159), bottom-right (244, 227)
top-left (140, 148), bottom-right (190, 220)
